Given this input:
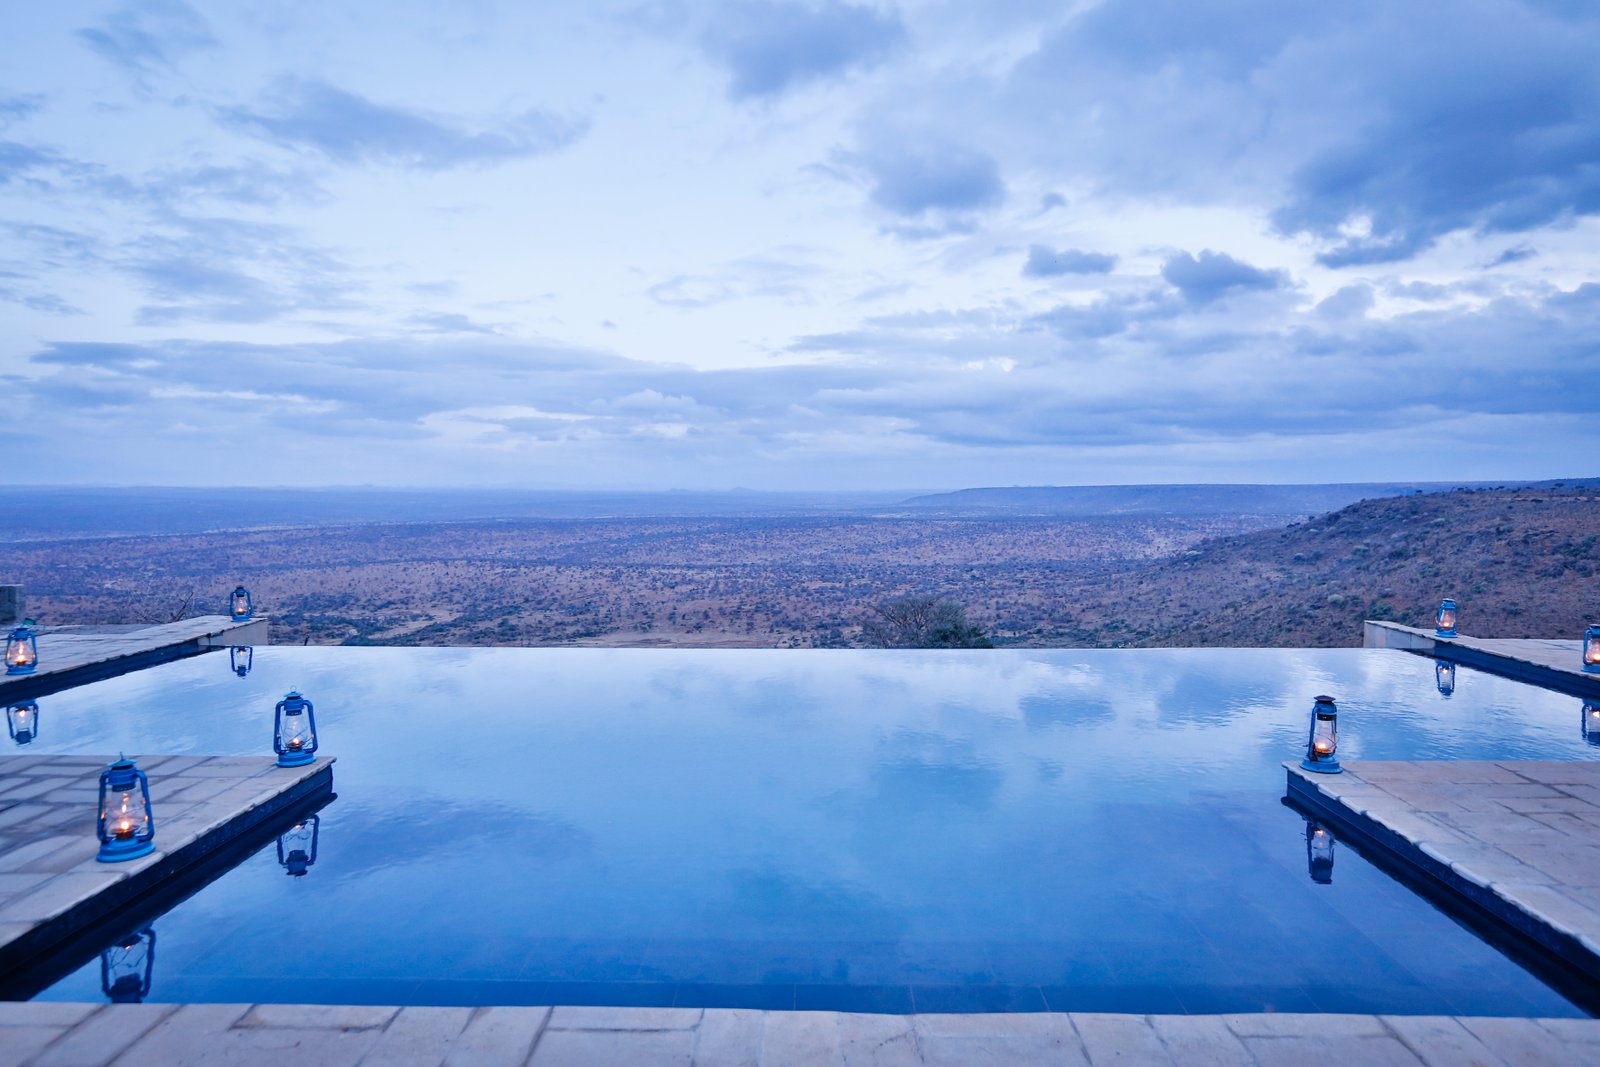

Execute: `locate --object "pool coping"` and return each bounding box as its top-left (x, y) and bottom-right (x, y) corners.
top-left (3, 1001), bottom-right (1600, 1065)
top-left (1285, 759), bottom-right (1600, 993)
top-left (0, 616), bottom-right (269, 703)
top-left (1363, 620), bottom-right (1600, 698)
top-left (0, 754), bottom-right (333, 978)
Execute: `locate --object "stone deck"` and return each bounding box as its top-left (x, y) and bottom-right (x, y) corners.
top-left (0, 617), bottom-right (268, 702)
top-left (1287, 760), bottom-right (1600, 986)
top-left (1364, 621), bottom-right (1599, 697)
top-left (0, 754), bottom-right (332, 975)
top-left (3, 1003), bottom-right (1599, 1065)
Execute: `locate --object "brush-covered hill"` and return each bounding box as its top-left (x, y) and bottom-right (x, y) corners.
top-left (1038, 482), bottom-right (1599, 647)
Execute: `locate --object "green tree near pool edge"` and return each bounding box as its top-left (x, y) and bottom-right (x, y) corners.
top-left (864, 595), bottom-right (993, 648)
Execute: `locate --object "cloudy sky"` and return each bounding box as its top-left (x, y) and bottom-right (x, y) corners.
top-left (2, 1), bottom-right (1597, 489)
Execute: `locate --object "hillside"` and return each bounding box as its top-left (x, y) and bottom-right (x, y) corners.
top-left (1035, 483), bottom-right (1598, 647)
top-left (899, 481), bottom-right (1531, 517)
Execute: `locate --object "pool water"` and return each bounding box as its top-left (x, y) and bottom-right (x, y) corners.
top-left (14, 647), bottom-right (1599, 1015)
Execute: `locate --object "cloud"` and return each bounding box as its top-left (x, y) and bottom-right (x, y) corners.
top-left (219, 79), bottom-right (588, 170)
top-left (76, 1), bottom-right (216, 85)
top-left (832, 135), bottom-right (1004, 237)
top-left (1022, 245), bottom-right (1117, 278)
top-left (1161, 250), bottom-right (1288, 305)
top-left (0, 94), bottom-right (46, 128)
top-left (1487, 245), bottom-right (1537, 268)
top-left (700, 1), bottom-right (906, 99)
top-left (406, 311), bottom-right (500, 335)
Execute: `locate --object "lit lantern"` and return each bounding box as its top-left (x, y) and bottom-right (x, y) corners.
top-left (4, 619), bottom-right (38, 675)
top-left (96, 757), bottom-right (156, 862)
top-left (1306, 821), bottom-right (1335, 884)
top-left (229, 585), bottom-right (254, 622)
top-left (1583, 703), bottom-right (1600, 748)
top-left (1434, 598), bottom-right (1458, 639)
top-left (231, 645), bottom-right (253, 676)
top-left (1435, 660), bottom-right (1456, 697)
top-left (277, 813), bottom-right (320, 877)
top-left (1300, 695), bottom-right (1343, 774)
top-left (1584, 625), bottom-right (1600, 674)
top-left (273, 690), bottom-right (318, 767)
top-left (100, 928), bottom-right (155, 1004)
top-left (6, 700), bottom-right (39, 745)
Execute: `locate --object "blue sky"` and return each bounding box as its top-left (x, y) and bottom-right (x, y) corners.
top-left (2, 0), bottom-right (1597, 489)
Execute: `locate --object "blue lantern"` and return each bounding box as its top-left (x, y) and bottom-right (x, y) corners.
top-left (1300, 695), bottom-right (1343, 774)
top-left (5, 619), bottom-right (38, 675)
top-left (231, 645), bottom-right (253, 677)
top-left (1583, 703), bottom-right (1600, 748)
top-left (277, 814), bottom-right (321, 877)
top-left (1434, 598), bottom-right (1458, 639)
top-left (230, 585), bottom-right (254, 622)
top-left (100, 928), bottom-right (155, 1004)
top-left (6, 700), bottom-right (39, 745)
top-left (1435, 660), bottom-right (1456, 697)
top-left (273, 691), bottom-right (318, 767)
top-left (97, 757), bottom-right (156, 862)
top-left (1584, 625), bottom-right (1600, 674)
top-left (1306, 820), bottom-right (1335, 884)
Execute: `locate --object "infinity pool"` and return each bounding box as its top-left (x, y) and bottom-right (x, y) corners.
top-left (14, 647), bottom-right (1599, 1014)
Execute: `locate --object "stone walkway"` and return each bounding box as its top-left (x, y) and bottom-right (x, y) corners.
top-left (1363, 621), bottom-right (1598, 696)
top-left (1287, 760), bottom-right (1600, 983)
top-left (0, 617), bottom-right (267, 701)
top-left (4, 1003), bottom-right (1600, 1066)
top-left (0, 754), bottom-right (332, 974)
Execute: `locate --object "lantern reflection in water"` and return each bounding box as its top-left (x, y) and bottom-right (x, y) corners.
top-left (1306, 821), bottom-right (1335, 885)
top-left (6, 700), bottom-right (39, 745)
top-left (277, 813), bottom-right (320, 877)
top-left (100, 928), bottom-right (155, 1003)
top-left (1435, 660), bottom-right (1456, 697)
top-left (230, 645), bottom-right (253, 676)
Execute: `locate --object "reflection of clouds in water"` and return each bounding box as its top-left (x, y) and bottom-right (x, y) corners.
top-left (722, 864), bottom-right (905, 943)
top-left (319, 798), bottom-right (591, 883)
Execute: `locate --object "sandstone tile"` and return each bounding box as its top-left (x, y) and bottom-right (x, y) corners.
top-left (241, 1004), bottom-right (398, 1031)
top-left (1381, 1015), bottom-right (1509, 1067)
top-left (1496, 884), bottom-right (1600, 940)
top-left (1532, 1018), bottom-right (1600, 1045)
top-left (692, 1008), bottom-right (762, 1067)
top-left (0, 1003), bottom-right (99, 1027)
top-left (0, 871), bottom-right (51, 897)
top-left (1225, 1014), bottom-right (1386, 1039)
top-left (549, 1007), bottom-right (700, 1031)
top-left (0, 1024), bottom-right (66, 1067)
top-left (111, 1004), bottom-right (252, 1067)
top-left (0, 835), bottom-right (79, 873)
top-left (355, 1006), bottom-right (472, 1067)
top-left (918, 1033), bottom-right (1087, 1067)
top-left (532, 1027), bottom-right (693, 1067)
top-left (914, 1014), bottom-right (1073, 1038)
top-left (0, 871), bottom-right (123, 923)
top-left (1147, 1015), bottom-right (1253, 1067)
top-left (1457, 1017), bottom-right (1578, 1067)
top-left (1071, 1013), bottom-right (1173, 1065)
top-left (32, 1003), bottom-right (178, 1067)
top-left (760, 1012), bottom-right (841, 1066)
top-left (26, 837), bottom-right (106, 875)
top-left (1496, 796), bottom-right (1597, 814)
top-left (1241, 1035), bottom-right (1423, 1067)
top-left (1498, 843), bottom-right (1600, 886)
top-left (835, 1013), bottom-right (918, 1067)
top-left (442, 1006), bottom-right (548, 1067)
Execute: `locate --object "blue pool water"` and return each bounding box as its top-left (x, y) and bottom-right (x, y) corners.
top-left (14, 646), bottom-right (1599, 1015)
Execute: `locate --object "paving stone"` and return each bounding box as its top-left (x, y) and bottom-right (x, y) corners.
top-left (1071, 1013), bottom-right (1173, 1065)
top-left (1146, 1015), bottom-right (1252, 1067)
top-left (1456, 1017), bottom-right (1579, 1067)
top-left (355, 1006), bottom-right (472, 1066)
top-left (1495, 883), bottom-right (1600, 940)
top-left (532, 1027), bottom-right (694, 1067)
top-left (0, 1003), bottom-right (100, 1027)
top-left (1498, 843), bottom-right (1600, 887)
top-left (241, 1004), bottom-right (398, 1030)
top-left (1242, 1035), bottom-right (1424, 1067)
top-left (111, 1003), bottom-right (252, 1066)
top-left (0, 871), bottom-right (123, 923)
top-left (834, 1013), bottom-right (918, 1067)
top-left (691, 1008), bottom-right (763, 1067)
top-left (549, 1007), bottom-right (700, 1031)
top-left (1532, 1018), bottom-right (1600, 1045)
top-left (0, 836), bottom-right (80, 873)
top-left (916, 1014), bottom-right (1088, 1067)
top-left (1381, 1016), bottom-right (1510, 1067)
top-left (441, 1006), bottom-right (548, 1067)
top-left (760, 1012), bottom-right (842, 1066)
top-left (31, 1004), bottom-right (179, 1067)
top-left (1225, 1013), bottom-right (1387, 1039)
top-left (0, 1025), bottom-right (67, 1067)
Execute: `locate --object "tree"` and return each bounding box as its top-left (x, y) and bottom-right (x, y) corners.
top-left (863, 595), bottom-right (993, 648)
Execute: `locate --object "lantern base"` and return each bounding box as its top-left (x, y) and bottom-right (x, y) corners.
top-left (231, 613), bottom-right (254, 623)
top-left (1584, 664), bottom-right (1600, 674)
top-left (1300, 757), bottom-right (1343, 774)
top-left (5, 664), bottom-right (36, 675)
top-left (276, 750), bottom-right (315, 768)
top-left (97, 838), bottom-right (155, 862)
top-left (1434, 629), bottom-right (1457, 639)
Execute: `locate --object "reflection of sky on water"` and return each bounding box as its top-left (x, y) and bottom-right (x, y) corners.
top-left (23, 647), bottom-right (1596, 1015)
